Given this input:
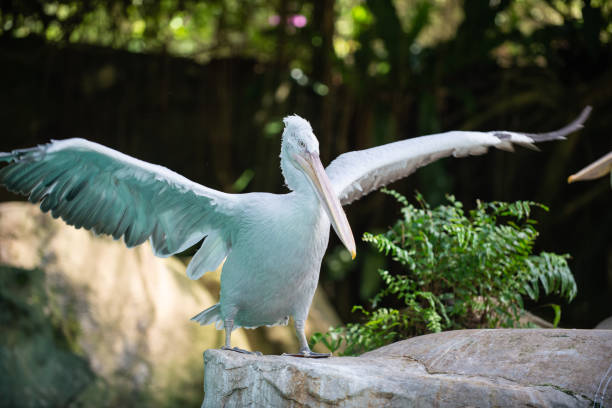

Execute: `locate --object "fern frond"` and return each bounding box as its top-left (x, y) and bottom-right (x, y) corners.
top-left (311, 192), bottom-right (576, 356)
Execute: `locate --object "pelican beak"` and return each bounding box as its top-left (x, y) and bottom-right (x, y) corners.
top-left (294, 151), bottom-right (357, 259)
top-left (567, 151), bottom-right (612, 184)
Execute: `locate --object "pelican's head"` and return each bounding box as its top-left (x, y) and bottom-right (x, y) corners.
top-left (281, 115), bottom-right (320, 158)
top-left (280, 115), bottom-right (356, 259)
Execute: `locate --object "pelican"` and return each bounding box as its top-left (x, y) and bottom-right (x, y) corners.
top-left (568, 150), bottom-right (612, 187)
top-left (0, 107), bottom-right (590, 357)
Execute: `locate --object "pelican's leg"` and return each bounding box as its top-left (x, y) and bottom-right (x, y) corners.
top-left (222, 318), bottom-right (233, 348)
top-left (283, 319), bottom-right (331, 358)
top-left (220, 318), bottom-right (262, 356)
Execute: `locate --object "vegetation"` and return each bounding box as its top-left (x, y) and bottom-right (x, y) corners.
top-left (311, 189), bottom-right (577, 355)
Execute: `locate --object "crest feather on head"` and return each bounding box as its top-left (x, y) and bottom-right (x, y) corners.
top-left (283, 115), bottom-right (312, 133)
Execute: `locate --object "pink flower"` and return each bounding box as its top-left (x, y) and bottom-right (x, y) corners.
top-left (290, 14), bottom-right (307, 28)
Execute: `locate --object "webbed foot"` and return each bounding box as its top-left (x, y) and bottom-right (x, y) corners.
top-left (282, 351), bottom-right (331, 358)
top-left (221, 346), bottom-right (262, 356)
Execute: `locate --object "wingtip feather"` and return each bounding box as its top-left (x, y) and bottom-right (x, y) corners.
top-left (526, 106), bottom-right (592, 142)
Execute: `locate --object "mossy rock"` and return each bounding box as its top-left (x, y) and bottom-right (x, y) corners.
top-left (0, 265), bottom-right (95, 407)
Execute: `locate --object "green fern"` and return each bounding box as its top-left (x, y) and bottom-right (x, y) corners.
top-left (311, 190), bottom-right (577, 356)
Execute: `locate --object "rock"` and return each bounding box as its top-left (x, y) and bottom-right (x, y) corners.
top-left (0, 265), bottom-right (96, 408)
top-left (202, 329), bottom-right (612, 407)
top-left (0, 202), bottom-right (237, 406)
top-left (0, 202), bottom-right (341, 406)
top-left (595, 316), bottom-right (612, 329)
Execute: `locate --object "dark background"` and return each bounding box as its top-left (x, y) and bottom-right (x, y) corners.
top-left (1, 0), bottom-right (610, 328)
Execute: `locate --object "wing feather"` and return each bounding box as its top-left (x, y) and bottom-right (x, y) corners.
top-left (0, 138), bottom-right (237, 257)
top-left (327, 107), bottom-right (591, 205)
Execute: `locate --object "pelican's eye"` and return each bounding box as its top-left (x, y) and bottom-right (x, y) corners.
top-left (298, 140), bottom-right (306, 149)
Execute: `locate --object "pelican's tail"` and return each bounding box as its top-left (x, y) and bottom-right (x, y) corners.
top-left (191, 304), bottom-right (222, 328)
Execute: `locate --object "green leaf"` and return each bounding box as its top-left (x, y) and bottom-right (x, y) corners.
top-left (548, 304), bottom-right (562, 328)
top-left (315, 193), bottom-right (576, 355)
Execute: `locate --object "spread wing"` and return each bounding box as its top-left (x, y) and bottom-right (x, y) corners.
top-left (0, 138), bottom-right (237, 262)
top-left (327, 107), bottom-right (591, 205)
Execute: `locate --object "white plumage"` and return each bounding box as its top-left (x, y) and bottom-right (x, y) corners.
top-left (328, 107), bottom-right (591, 205)
top-left (0, 107), bottom-right (590, 356)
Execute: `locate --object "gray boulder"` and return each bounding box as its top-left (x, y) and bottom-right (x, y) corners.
top-left (596, 316), bottom-right (612, 329)
top-left (202, 329), bottom-right (612, 407)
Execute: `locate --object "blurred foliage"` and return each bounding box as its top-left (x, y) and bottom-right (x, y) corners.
top-left (3, 1), bottom-right (611, 75)
top-left (310, 190), bottom-right (577, 355)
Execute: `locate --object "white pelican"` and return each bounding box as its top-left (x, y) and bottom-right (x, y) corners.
top-left (0, 107), bottom-right (590, 357)
top-left (568, 150), bottom-right (612, 186)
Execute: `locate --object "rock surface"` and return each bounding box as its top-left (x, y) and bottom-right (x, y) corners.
top-left (0, 202), bottom-right (341, 406)
top-left (596, 315), bottom-right (612, 329)
top-left (202, 329), bottom-right (612, 407)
